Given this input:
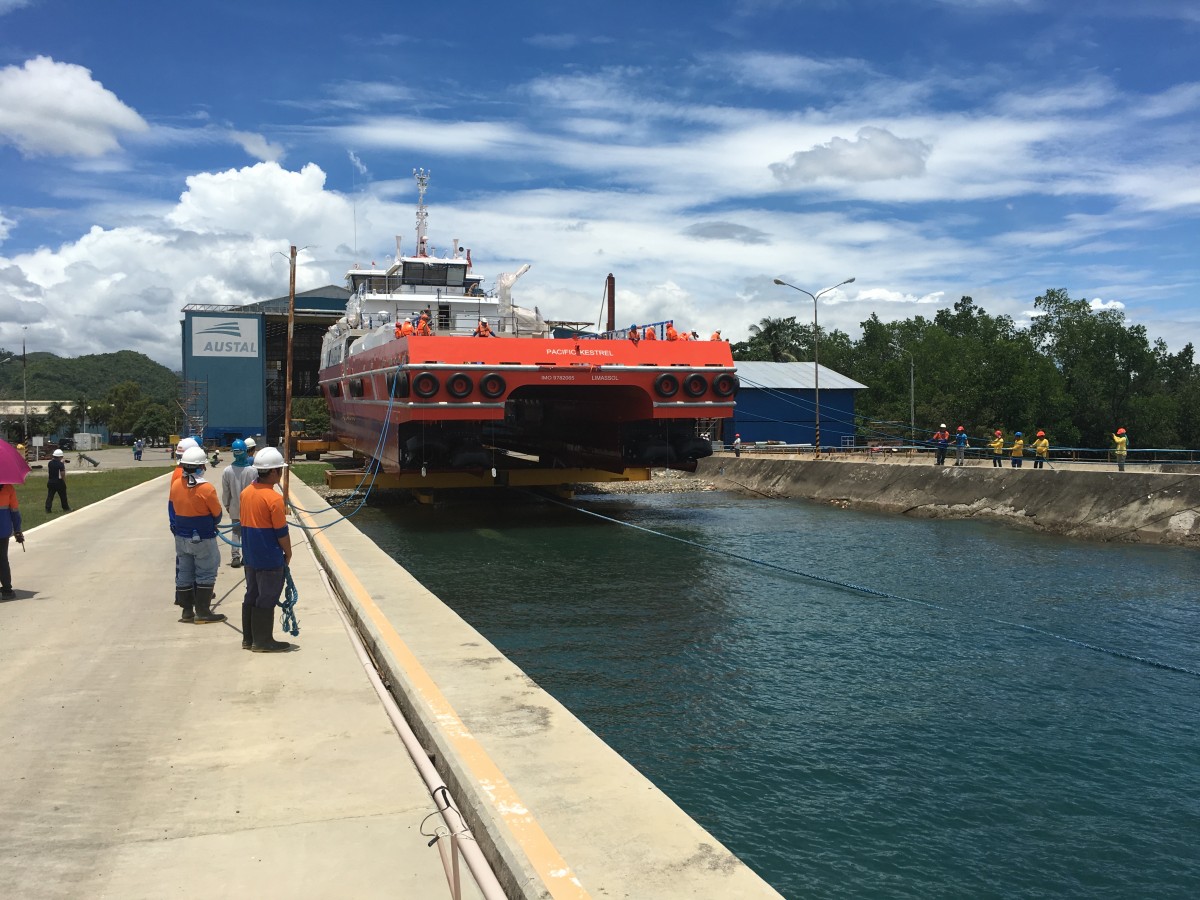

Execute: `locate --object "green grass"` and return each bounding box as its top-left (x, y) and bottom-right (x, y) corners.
top-left (289, 462), bottom-right (332, 489)
top-left (14, 468), bottom-right (169, 530)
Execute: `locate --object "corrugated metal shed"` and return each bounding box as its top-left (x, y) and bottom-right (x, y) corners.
top-left (733, 360), bottom-right (867, 391)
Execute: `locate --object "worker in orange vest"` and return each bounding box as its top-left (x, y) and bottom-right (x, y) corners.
top-left (627, 324), bottom-right (640, 344)
top-left (710, 330), bottom-right (722, 341)
top-left (416, 312), bottom-right (432, 335)
top-left (665, 322), bottom-right (679, 341)
top-left (396, 318), bottom-right (415, 338)
top-left (643, 325), bottom-right (657, 341)
top-left (474, 319), bottom-right (494, 337)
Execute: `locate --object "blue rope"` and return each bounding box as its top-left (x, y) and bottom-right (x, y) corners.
top-left (279, 567), bottom-right (300, 636)
top-left (543, 494), bottom-right (1200, 679)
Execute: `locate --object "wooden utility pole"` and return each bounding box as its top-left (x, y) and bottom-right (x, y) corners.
top-left (282, 244), bottom-right (296, 497)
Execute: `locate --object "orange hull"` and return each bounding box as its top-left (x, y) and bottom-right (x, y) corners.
top-left (319, 335), bottom-right (737, 474)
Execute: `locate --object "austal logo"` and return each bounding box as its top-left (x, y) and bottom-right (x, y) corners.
top-left (197, 321), bottom-right (246, 337)
top-left (193, 317), bottom-right (258, 358)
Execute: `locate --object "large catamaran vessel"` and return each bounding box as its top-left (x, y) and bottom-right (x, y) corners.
top-left (317, 170), bottom-right (737, 488)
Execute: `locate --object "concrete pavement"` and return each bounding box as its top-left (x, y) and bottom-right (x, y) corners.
top-left (0, 472), bottom-right (474, 899)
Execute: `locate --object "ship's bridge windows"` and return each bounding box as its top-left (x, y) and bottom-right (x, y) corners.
top-left (402, 262), bottom-right (467, 287)
top-left (348, 273), bottom-right (392, 293)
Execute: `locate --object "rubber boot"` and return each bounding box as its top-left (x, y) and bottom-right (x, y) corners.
top-left (175, 586), bottom-right (195, 623)
top-left (241, 605), bottom-right (253, 650)
top-left (250, 606), bottom-right (295, 653)
top-left (193, 585), bottom-right (227, 624)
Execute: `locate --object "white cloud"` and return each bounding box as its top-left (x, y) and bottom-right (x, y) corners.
top-left (711, 51), bottom-right (867, 92)
top-left (0, 0), bottom-right (32, 13)
top-left (1089, 298), bottom-right (1126, 311)
top-left (0, 211), bottom-right (14, 244)
top-left (770, 126), bottom-right (932, 183)
top-left (0, 56), bottom-right (148, 157)
top-left (230, 131), bottom-right (285, 163)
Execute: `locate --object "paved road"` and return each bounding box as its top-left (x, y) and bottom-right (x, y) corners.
top-left (0, 472), bottom-right (469, 899)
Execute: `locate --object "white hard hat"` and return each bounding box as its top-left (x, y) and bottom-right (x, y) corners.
top-left (254, 447), bottom-right (288, 470)
top-left (180, 447), bottom-right (208, 467)
top-left (243, 437), bottom-right (256, 449)
top-left (176, 437), bottom-right (199, 457)
top-left (53, 449), bottom-right (64, 457)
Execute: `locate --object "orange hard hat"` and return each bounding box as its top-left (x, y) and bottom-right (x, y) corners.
top-left (1117, 427), bottom-right (1126, 434)
top-left (1036, 430), bottom-right (1045, 437)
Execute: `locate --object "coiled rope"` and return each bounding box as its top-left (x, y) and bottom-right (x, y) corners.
top-left (280, 567), bottom-right (300, 637)
top-left (542, 495), bottom-right (1200, 679)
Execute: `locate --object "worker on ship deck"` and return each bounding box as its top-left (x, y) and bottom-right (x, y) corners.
top-left (474, 319), bottom-right (494, 337)
top-left (627, 324), bottom-right (640, 344)
top-left (665, 322), bottom-right (679, 341)
top-left (643, 325), bottom-right (657, 341)
top-left (710, 330), bottom-right (722, 341)
top-left (416, 312), bottom-right (432, 336)
top-left (395, 318), bottom-right (414, 338)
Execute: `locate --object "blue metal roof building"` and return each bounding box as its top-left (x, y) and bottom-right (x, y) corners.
top-left (729, 361), bottom-right (867, 449)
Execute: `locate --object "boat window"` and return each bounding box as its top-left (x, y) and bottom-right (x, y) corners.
top-left (402, 262), bottom-right (466, 286)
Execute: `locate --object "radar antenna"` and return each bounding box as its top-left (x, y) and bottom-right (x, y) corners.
top-left (413, 168), bottom-right (430, 256)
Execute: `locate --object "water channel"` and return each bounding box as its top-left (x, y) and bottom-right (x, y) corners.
top-left (348, 487), bottom-right (1200, 899)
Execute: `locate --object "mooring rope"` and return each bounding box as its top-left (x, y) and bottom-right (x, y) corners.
top-left (541, 495), bottom-right (1200, 679)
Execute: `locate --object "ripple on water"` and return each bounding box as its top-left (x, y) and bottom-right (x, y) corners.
top-left (352, 489), bottom-right (1200, 900)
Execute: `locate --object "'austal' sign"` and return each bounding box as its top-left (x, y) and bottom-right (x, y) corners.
top-left (192, 317), bottom-right (258, 358)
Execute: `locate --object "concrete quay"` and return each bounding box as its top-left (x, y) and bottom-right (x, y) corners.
top-left (1, 468), bottom-right (783, 899)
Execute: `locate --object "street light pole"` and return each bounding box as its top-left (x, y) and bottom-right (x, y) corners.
top-left (892, 342), bottom-right (915, 450)
top-left (21, 327), bottom-right (28, 445)
top-left (773, 277), bottom-right (855, 458)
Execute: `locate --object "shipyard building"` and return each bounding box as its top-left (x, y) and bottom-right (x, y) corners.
top-left (727, 361), bottom-right (867, 449)
top-left (180, 285), bottom-right (348, 446)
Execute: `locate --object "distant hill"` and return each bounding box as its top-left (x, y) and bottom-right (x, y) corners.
top-left (0, 348), bottom-right (179, 407)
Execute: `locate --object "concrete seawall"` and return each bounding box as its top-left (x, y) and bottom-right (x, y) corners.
top-left (291, 480), bottom-right (783, 899)
top-left (697, 457), bottom-right (1200, 546)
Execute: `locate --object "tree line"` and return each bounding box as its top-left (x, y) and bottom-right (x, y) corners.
top-left (0, 349), bottom-right (180, 444)
top-left (731, 289), bottom-right (1200, 449)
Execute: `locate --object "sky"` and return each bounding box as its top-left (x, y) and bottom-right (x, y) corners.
top-left (0, 0), bottom-right (1198, 369)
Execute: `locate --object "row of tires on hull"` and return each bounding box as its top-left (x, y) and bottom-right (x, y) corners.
top-left (388, 371), bottom-right (507, 401)
top-left (386, 370), bottom-right (739, 401)
top-left (653, 371), bottom-right (738, 400)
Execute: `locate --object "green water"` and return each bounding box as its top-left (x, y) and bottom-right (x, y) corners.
top-left (349, 489), bottom-right (1200, 899)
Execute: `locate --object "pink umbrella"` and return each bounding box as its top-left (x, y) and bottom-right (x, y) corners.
top-left (0, 438), bottom-right (31, 484)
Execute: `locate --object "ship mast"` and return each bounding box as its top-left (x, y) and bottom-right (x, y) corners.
top-left (413, 168), bottom-right (430, 256)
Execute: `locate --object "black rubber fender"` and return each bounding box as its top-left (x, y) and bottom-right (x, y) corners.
top-left (654, 372), bottom-right (680, 398)
top-left (412, 371), bottom-right (440, 399)
top-left (682, 373), bottom-right (708, 398)
top-left (387, 371), bottom-right (410, 399)
top-left (712, 373), bottom-right (739, 398)
top-left (446, 372), bottom-right (473, 399)
top-left (479, 373), bottom-right (507, 399)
